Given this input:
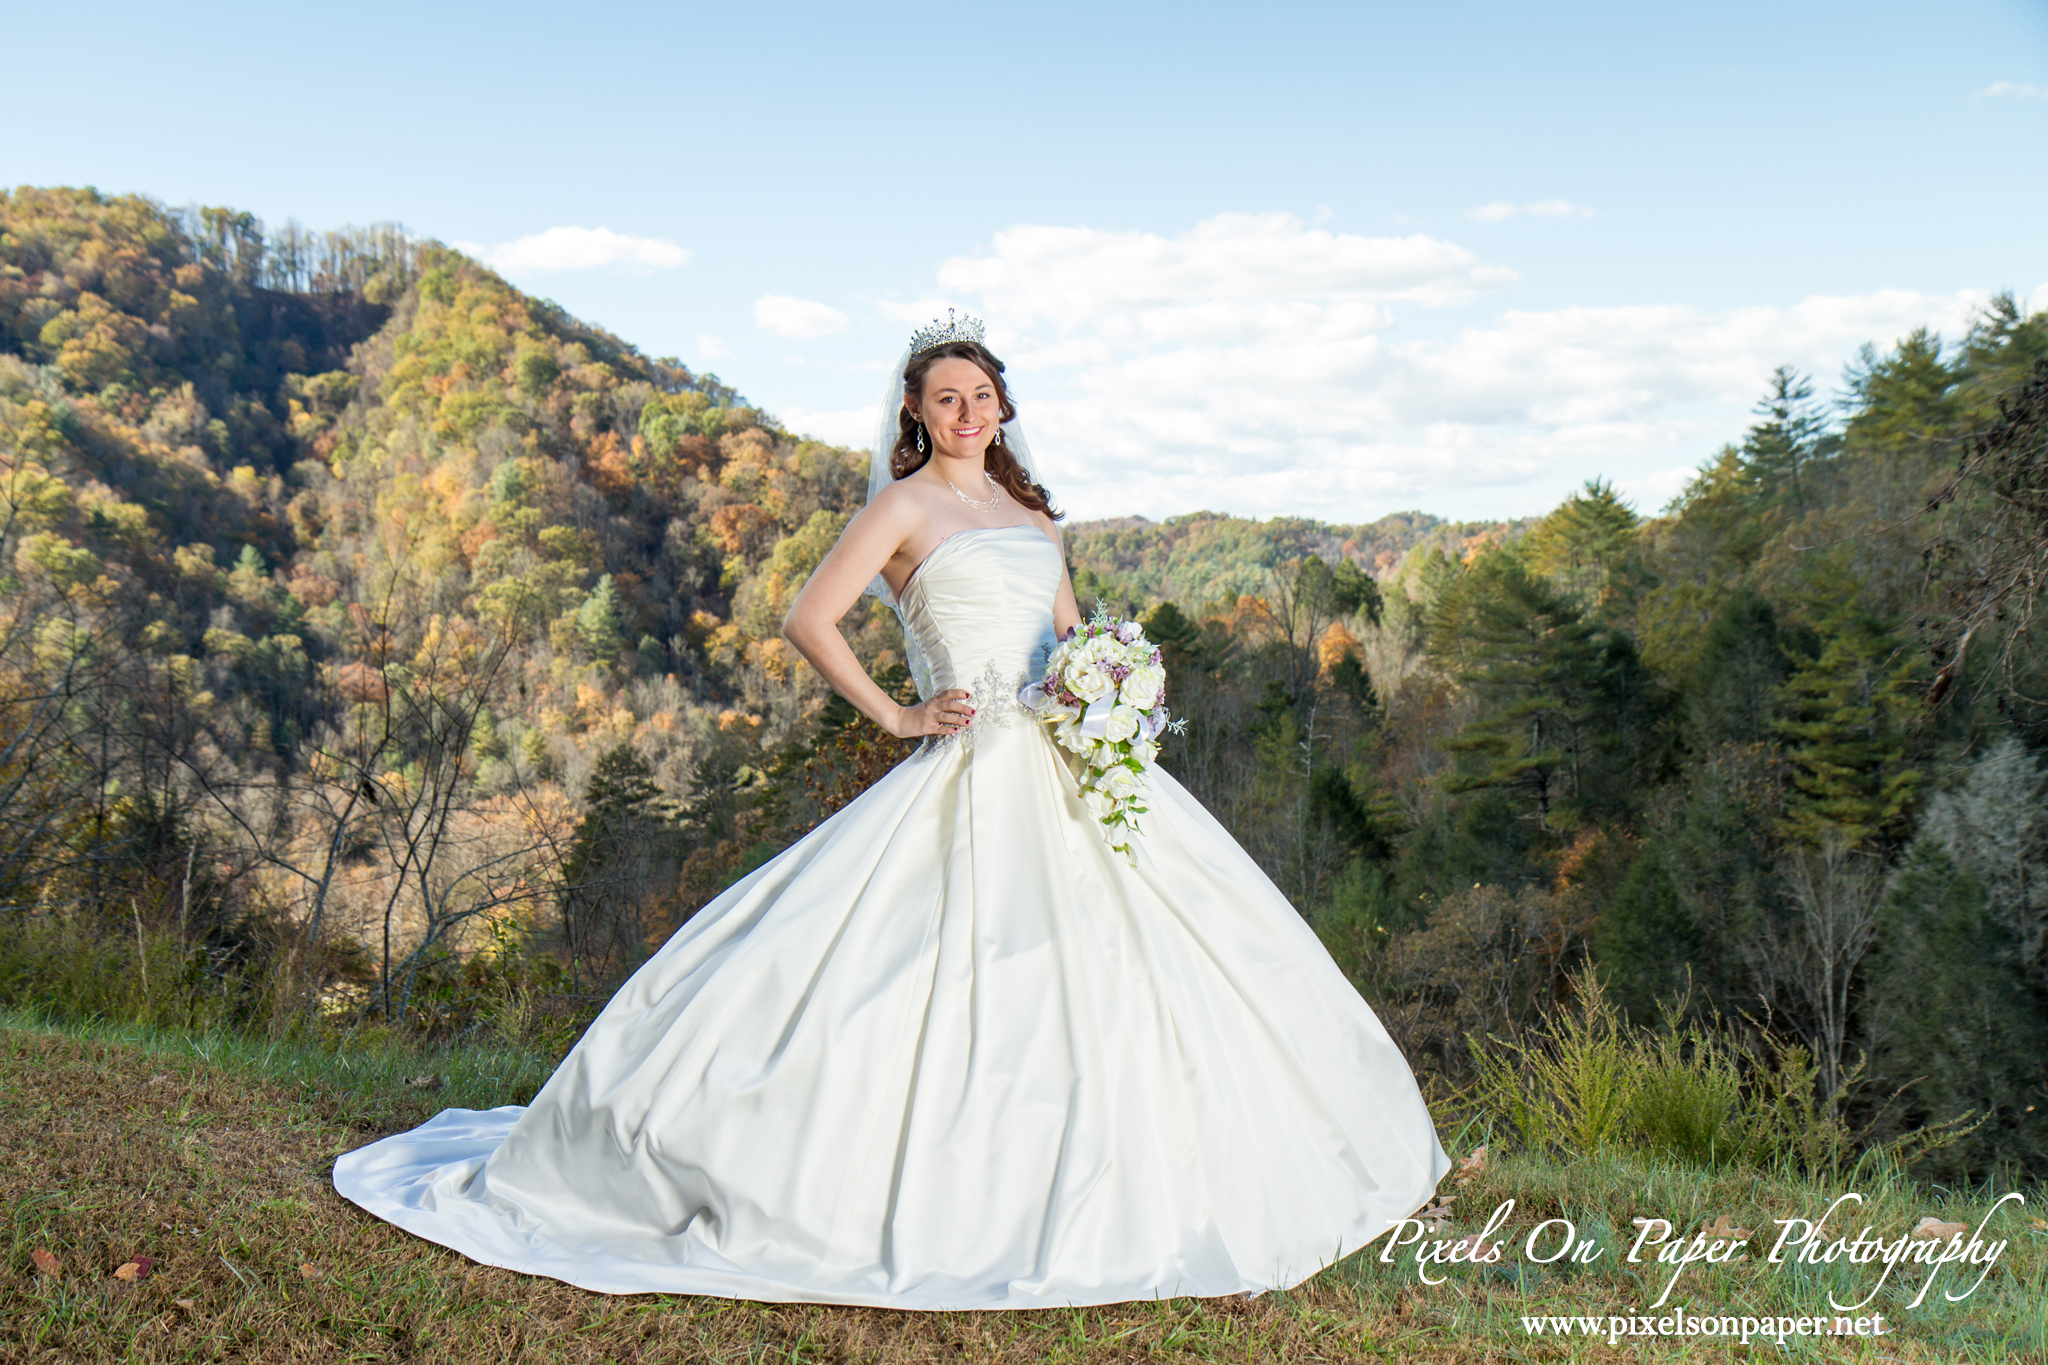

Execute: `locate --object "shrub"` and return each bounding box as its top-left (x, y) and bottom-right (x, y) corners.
top-left (1468, 966), bottom-right (1878, 1174)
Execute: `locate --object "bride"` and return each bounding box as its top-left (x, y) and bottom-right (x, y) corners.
top-left (334, 313), bottom-right (1449, 1309)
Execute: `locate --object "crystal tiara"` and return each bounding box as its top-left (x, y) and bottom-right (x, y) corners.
top-left (908, 308), bottom-right (986, 358)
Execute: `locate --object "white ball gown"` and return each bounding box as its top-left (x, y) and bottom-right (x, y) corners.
top-left (333, 525), bottom-right (1449, 1309)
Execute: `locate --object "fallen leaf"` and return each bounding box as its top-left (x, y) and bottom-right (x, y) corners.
top-left (404, 1074), bottom-right (443, 1090)
top-left (1702, 1215), bottom-right (1751, 1241)
top-left (1452, 1145), bottom-right (1488, 1185)
top-left (30, 1248), bottom-right (60, 1276)
top-left (2029, 1218), bottom-right (2046, 1232)
top-left (1913, 1216), bottom-right (1968, 1239)
top-left (173, 1298), bottom-right (197, 1311)
top-left (1414, 1199), bottom-right (1456, 1231)
top-left (112, 1253), bottom-right (153, 1281)
top-left (298, 1263), bottom-right (325, 1280)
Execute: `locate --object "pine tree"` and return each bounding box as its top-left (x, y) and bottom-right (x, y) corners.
top-left (1519, 478), bottom-right (1648, 618)
top-left (558, 744), bottom-right (679, 983)
top-left (1773, 606), bottom-right (1922, 850)
top-left (1431, 550), bottom-right (1661, 834)
top-left (1681, 589), bottom-right (1796, 753)
top-left (576, 573), bottom-right (626, 663)
top-left (1741, 366), bottom-right (1832, 514)
top-left (1841, 327), bottom-right (1955, 458)
top-left (1330, 556), bottom-right (1382, 623)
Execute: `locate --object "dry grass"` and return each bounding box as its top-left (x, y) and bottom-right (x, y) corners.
top-left (2, 1021), bottom-right (2043, 1363)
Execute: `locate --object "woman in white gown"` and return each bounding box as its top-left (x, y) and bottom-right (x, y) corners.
top-left (333, 314), bottom-right (1449, 1309)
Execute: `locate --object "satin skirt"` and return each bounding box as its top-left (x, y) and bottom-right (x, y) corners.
top-left (333, 720), bottom-right (1448, 1308)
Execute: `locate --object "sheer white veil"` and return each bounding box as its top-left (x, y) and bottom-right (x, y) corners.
top-left (860, 339), bottom-right (1044, 612)
top-left (860, 330), bottom-right (1045, 702)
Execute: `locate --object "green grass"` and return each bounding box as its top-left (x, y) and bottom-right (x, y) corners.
top-left (0, 1003), bottom-right (563, 1132)
top-left (3, 1012), bottom-right (2044, 1363)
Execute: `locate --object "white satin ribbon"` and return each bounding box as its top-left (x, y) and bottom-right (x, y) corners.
top-left (1021, 682), bottom-right (1165, 745)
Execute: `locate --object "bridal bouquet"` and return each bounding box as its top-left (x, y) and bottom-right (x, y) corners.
top-left (1023, 605), bottom-right (1185, 863)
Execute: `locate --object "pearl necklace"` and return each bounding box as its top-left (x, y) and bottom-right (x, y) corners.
top-left (946, 470), bottom-right (1004, 510)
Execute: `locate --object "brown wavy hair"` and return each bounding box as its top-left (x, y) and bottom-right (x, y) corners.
top-left (893, 341), bottom-right (1062, 519)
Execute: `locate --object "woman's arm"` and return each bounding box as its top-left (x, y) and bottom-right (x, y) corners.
top-left (781, 497), bottom-right (976, 739)
top-left (1044, 516), bottom-right (1083, 639)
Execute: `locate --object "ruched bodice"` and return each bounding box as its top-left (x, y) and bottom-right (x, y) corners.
top-left (896, 525), bottom-right (1061, 704)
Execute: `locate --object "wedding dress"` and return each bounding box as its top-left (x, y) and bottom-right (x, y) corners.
top-left (334, 524), bottom-right (1449, 1308)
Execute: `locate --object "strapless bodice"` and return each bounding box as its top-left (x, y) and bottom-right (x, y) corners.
top-left (895, 525), bottom-right (1061, 704)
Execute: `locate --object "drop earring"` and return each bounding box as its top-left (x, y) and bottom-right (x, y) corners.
top-left (916, 423), bottom-right (926, 454)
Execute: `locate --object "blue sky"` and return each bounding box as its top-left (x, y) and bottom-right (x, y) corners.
top-left (9, 0), bottom-right (2045, 523)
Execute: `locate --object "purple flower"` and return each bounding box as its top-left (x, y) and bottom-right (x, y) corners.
top-left (1115, 621), bottom-right (1142, 645)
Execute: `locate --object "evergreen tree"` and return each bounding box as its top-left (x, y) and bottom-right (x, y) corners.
top-left (1773, 604), bottom-right (1922, 849)
top-left (1867, 848), bottom-right (2048, 1180)
top-left (1840, 327), bottom-right (1954, 459)
top-left (576, 573), bottom-right (627, 663)
top-left (1520, 478), bottom-right (1646, 615)
top-left (1681, 589), bottom-right (1796, 754)
top-left (1431, 550), bottom-right (1662, 834)
top-left (1596, 759), bottom-right (1775, 1020)
top-left (558, 744), bottom-right (680, 983)
top-left (1740, 366), bottom-right (1832, 514)
top-left (1330, 556), bottom-right (1382, 623)
top-left (1955, 292), bottom-right (2048, 417)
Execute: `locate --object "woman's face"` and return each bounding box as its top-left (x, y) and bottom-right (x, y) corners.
top-left (910, 357), bottom-right (1002, 462)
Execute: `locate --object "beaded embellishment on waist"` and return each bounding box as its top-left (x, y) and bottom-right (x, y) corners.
top-left (917, 658), bottom-right (1034, 758)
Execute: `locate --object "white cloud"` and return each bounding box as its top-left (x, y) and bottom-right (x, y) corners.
top-left (754, 294), bottom-right (851, 339)
top-left (775, 405), bottom-right (875, 447)
top-left (1614, 465), bottom-right (1700, 516)
top-left (697, 334), bottom-right (731, 359)
top-left (936, 213), bottom-right (1516, 343)
top-left (1975, 81), bottom-right (2048, 99)
top-left (915, 211), bottom-right (2004, 522)
top-left (878, 296), bottom-right (956, 326)
top-left (458, 226), bottom-right (691, 274)
top-left (1467, 199), bottom-right (1595, 221)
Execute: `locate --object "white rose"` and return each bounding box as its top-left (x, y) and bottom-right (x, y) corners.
top-left (1055, 719), bottom-right (1092, 754)
top-left (1104, 703), bottom-right (1142, 743)
top-left (1131, 736), bottom-right (1160, 766)
top-left (1121, 665), bottom-right (1164, 709)
top-left (1067, 662), bottom-right (1112, 704)
top-left (1080, 786), bottom-right (1116, 820)
top-left (1104, 764), bottom-right (1143, 800)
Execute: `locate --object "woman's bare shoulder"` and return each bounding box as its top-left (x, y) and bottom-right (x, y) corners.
top-left (853, 477), bottom-right (933, 532)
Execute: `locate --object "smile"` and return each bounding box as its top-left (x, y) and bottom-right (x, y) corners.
top-left (953, 426), bottom-right (984, 438)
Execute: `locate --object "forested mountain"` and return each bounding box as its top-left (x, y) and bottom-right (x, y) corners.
top-left (1063, 509), bottom-right (1531, 616)
top-left (5, 185), bottom-right (2047, 1181)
